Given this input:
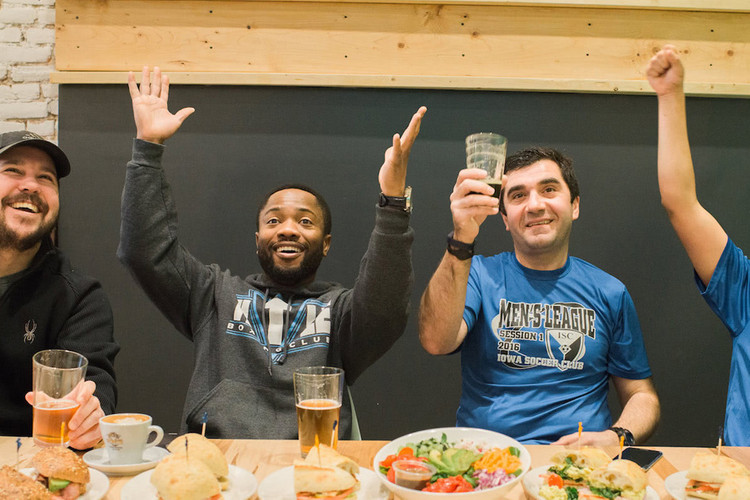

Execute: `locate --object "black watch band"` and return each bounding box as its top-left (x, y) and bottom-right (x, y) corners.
top-left (446, 231), bottom-right (475, 260)
top-left (378, 186), bottom-right (412, 212)
top-left (609, 426), bottom-right (635, 446)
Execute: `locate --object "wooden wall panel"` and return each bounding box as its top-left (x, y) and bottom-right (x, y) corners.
top-left (53, 0), bottom-right (750, 95)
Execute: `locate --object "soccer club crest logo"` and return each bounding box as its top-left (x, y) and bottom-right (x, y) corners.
top-left (545, 328), bottom-right (585, 371)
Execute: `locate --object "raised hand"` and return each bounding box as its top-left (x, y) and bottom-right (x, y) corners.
top-left (646, 45), bottom-right (685, 97)
top-left (378, 106), bottom-right (427, 197)
top-left (449, 168), bottom-right (499, 244)
top-left (128, 66), bottom-right (195, 144)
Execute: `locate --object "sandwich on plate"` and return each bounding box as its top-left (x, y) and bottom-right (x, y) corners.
top-left (717, 474), bottom-right (750, 500)
top-left (294, 444), bottom-right (360, 500)
top-left (585, 459), bottom-right (648, 500)
top-left (547, 447), bottom-right (612, 486)
top-left (151, 453), bottom-right (222, 500)
top-left (685, 451), bottom-right (750, 499)
top-left (31, 446), bottom-right (90, 499)
top-left (0, 464), bottom-right (52, 500)
top-left (540, 455), bottom-right (646, 500)
top-left (167, 433), bottom-right (230, 490)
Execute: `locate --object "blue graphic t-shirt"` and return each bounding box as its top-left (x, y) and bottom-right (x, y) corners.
top-left (696, 238), bottom-right (750, 446)
top-left (460, 252), bottom-right (652, 444)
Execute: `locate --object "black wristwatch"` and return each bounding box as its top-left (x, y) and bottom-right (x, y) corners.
top-left (446, 231), bottom-right (475, 261)
top-left (378, 186), bottom-right (412, 213)
top-left (609, 426), bottom-right (635, 446)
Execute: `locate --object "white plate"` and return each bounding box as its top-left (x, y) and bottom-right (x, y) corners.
top-left (372, 427), bottom-right (531, 500)
top-left (522, 465), bottom-right (660, 500)
top-left (257, 466), bottom-right (389, 500)
top-left (83, 446), bottom-right (170, 476)
top-left (22, 467), bottom-right (110, 500)
top-left (121, 464), bottom-right (257, 500)
top-left (664, 470), bottom-right (689, 500)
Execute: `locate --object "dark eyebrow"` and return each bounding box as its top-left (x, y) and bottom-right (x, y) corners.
top-left (262, 206), bottom-right (319, 218)
top-left (539, 178), bottom-right (562, 187)
top-left (505, 177), bottom-right (562, 198)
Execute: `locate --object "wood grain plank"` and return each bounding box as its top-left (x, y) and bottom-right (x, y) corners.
top-left (54, 0), bottom-right (750, 95)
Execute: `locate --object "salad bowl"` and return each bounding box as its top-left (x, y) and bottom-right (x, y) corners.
top-left (373, 427), bottom-right (531, 500)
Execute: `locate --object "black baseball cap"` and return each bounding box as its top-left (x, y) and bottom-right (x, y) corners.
top-left (0, 131), bottom-right (71, 178)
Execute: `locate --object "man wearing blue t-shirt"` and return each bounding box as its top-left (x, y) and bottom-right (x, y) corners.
top-left (419, 147), bottom-right (660, 445)
top-left (648, 46), bottom-right (749, 446)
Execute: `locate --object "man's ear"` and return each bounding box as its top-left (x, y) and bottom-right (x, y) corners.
top-left (322, 234), bottom-right (332, 257)
top-left (571, 196), bottom-right (580, 221)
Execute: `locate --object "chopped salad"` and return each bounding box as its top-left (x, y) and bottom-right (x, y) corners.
top-left (379, 433), bottom-right (524, 493)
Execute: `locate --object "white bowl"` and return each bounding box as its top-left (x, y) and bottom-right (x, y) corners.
top-left (372, 427), bottom-right (531, 500)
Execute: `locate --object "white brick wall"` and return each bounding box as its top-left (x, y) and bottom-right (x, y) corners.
top-left (0, 0), bottom-right (58, 141)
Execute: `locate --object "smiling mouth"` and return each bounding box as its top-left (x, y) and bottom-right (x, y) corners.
top-left (275, 244), bottom-right (304, 256)
top-left (9, 202), bottom-right (41, 214)
top-left (527, 219), bottom-right (552, 227)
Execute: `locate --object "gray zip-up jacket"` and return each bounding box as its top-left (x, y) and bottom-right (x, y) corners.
top-left (118, 139), bottom-right (414, 439)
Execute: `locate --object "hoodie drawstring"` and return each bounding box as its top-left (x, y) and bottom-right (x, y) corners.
top-left (277, 294), bottom-right (293, 365)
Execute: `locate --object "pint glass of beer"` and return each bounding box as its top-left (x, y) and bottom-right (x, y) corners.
top-left (293, 366), bottom-right (344, 457)
top-left (32, 349), bottom-right (88, 447)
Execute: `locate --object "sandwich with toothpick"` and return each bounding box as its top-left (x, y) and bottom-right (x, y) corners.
top-left (294, 445), bottom-right (360, 499)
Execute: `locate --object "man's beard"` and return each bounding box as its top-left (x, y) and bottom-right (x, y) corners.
top-left (0, 193), bottom-right (56, 251)
top-left (257, 241), bottom-right (326, 287)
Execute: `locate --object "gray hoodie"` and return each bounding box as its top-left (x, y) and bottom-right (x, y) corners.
top-left (118, 139), bottom-right (414, 438)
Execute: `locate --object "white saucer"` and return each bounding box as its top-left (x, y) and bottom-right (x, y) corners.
top-left (83, 446), bottom-right (170, 476)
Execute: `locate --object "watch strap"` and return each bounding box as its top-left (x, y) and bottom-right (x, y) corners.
top-left (608, 426), bottom-right (635, 446)
top-left (378, 186), bottom-right (412, 212)
top-left (447, 231), bottom-right (475, 260)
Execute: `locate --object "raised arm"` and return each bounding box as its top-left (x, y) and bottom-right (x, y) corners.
top-left (419, 169), bottom-right (499, 355)
top-left (647, 45), bottom-right (727, 286)
top-left (119, 67), bottom-right (216, 339)
top-left (336, 107), bottom-right (425, 382)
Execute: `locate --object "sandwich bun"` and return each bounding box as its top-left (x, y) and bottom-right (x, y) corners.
top-left (168, 434), bottom-right (229, 489)
top-left (0, 465), bottom-right (52, 500)
top-left (550, 447), bottom-right (612, 469)
top-left (151, 454), bottom-right (222, 500)
top-left (303, 444), bottom-right (359, 476)
top-left (718, 474), bottom-right (750, 500)
top-left (294, 445), bottom-right (360, 499)
top-left (588, 459), bottom-right (648, 493)
top-left (294, 464), bottom-right (358, 494)
top-left (687, 451), bottom-right (750, 484)
top-left (31, 446), bottom-right (90, 485)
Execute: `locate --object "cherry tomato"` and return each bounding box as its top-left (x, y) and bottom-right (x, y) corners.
top-left (422, 475), bottom-right (474, 493)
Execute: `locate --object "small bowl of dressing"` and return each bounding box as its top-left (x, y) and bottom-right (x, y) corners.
top-left (392, 460), bottom-right (437, 490)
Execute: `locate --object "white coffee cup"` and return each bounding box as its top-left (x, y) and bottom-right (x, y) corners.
top-left (99, 413), bottom-right (164, 465)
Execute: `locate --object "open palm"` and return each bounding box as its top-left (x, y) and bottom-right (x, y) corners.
top-left (128, 66), bottom-right (194, 144)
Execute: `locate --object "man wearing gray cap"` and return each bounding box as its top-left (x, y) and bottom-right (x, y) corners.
top-left (0, 131), bottom-right (118, 449)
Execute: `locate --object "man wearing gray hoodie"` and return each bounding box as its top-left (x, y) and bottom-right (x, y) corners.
top-left (119, 66), bottom-right (425, 438)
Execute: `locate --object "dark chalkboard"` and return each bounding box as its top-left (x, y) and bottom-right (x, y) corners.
top-left (58, 84), bottom-right (750, 446)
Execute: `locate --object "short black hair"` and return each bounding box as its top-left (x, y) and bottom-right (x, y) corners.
top-left (500, 146), bottom-right (580, 215)
top-left (256, 184), bottom-right (332, 235)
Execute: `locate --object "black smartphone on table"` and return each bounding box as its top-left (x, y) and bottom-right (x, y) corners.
top-left (613, 447), bottom-right (663, 471)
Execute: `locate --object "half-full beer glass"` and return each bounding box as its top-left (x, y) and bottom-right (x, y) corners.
top-left (32, 349), bottom-right (88, 447)
top-left (294, 366), bottom-right (344, 457)
top-left (465, 132), bottom-right (508, 197)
